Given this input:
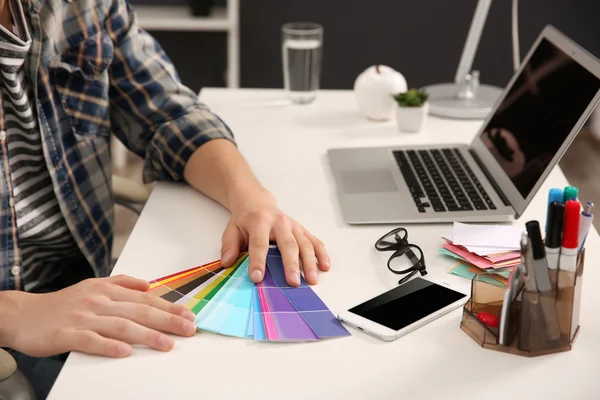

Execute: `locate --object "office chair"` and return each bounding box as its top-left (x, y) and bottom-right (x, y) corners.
top-left (112, 174), bottom-right (149, 215)
top-left (111, 134), bottom-right (150, 215)
top-left (111, 174), bottom-right (150, 269)
top-left (0, 349), bottom-right (36, 400)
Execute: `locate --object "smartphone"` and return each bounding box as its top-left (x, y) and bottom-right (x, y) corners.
top-left (337, 276), bottom-right (469, 341)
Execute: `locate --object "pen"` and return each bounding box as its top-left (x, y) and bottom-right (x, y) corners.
top-left (563, 186), bottom-right (578, 202)
top-left (544, 201), bottom-right (564, 271)
top-left (578, 201), bottom-right (594, 253)
top-left (559, 200), bottom-right (580, 274)
top-left (545, 188), bottom-right (563, 230)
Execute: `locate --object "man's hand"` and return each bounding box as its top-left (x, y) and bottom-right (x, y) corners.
top-left (220, 188), bottom-right (330, 287)
top-left (181, 139), bottom-right (330, 287)
top-left (2, 275), bottom-right (196, 358)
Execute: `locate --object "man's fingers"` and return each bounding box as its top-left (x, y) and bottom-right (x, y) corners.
top-left (293, 229), bottom-right (318, 285)
top-left (100, 302), bottom-right (196, 338)
top-left (67, 330), bottom-right (132, 358)
top-left (221, 221), bottom-right (243, 267)
top-left (247, 216), bottom-right (272, 283)
top-left (92, 315), bottom-right (176, 352)
top-left (274, 218), bottom-right (301, 287)
top-left (105, 274), bottom-right (150, 291)
top-left (304, 231), bottom-right (330, 271)
top-left (107, 285), bottom-right (196, 322)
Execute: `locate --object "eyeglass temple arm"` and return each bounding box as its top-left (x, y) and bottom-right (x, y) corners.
top-left (404, 247), bottom-right (424, 267)
top-left (398, 270), bottom-right (419, 285)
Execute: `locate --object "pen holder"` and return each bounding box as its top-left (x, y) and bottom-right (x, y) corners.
top-left (460, 250), bottom-right (585, 357)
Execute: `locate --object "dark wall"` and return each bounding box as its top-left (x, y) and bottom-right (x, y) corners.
top-left (239, 0), bottom-right (600, 91)
top-left (148, 30), bottom-right (227, 90)
top-left (138, 1), bottom-right (600, 94)
top-left (130, 0), bottom-right (228, 92)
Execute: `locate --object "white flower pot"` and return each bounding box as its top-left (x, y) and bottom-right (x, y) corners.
top-left (395, 102), bottom-right (429, 133)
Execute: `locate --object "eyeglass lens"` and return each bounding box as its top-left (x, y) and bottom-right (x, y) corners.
top-left (388, 245), bottom-right (423, 273)
top-left (376, 228), bottom-right (407, 250)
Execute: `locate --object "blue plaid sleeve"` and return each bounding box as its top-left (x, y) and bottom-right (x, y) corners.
top-left (104, 0), bottom-right (235, 183)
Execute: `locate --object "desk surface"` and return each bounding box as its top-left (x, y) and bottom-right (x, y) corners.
top-left (49, 89), bottom-right (600, 399)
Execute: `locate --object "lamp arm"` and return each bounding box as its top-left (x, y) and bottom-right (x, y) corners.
top-left (454, 0), bottom-right (521, 82)
top-left (512, 0), bottom-right (521, 72)
top-left (454, 0), bottom-right (492, 83)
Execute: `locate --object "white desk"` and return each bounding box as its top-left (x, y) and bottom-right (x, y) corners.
top-left (49, 89), bottom-right (600, 399)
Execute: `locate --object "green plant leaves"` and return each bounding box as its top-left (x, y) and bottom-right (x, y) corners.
top-left (392, 88), bottom-right (428, 107)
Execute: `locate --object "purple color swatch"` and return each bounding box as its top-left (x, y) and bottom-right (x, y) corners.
top-left (272, 312), bottom-right (319, 341)
top-left (259, 266), bottom-right (321, 341)
top-left (264, 287), bottom-right (295, 312)
top-left (266, 250), bottom-right (308, 287)
top-left (281, 287), bottom-right (328, 312)
top-left (259, 246), bottom-right (351, 340)
top-left (300, 311), bottom-right (351, 338)
top-left (262, 267), bottom-right (278, 287)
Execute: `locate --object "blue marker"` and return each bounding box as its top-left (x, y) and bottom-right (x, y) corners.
top-left (545, 188), bottom-right (563, 230)
top-left (548, 188), bottom-right (563, 204)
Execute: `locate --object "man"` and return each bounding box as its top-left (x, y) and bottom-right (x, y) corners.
top-left (0, 0), bottom-right (330, 397)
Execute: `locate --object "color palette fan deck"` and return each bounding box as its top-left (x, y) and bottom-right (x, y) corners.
top-left (147, 247), bottom-right (350, 342)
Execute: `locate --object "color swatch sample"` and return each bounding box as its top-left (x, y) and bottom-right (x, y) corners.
top-left (147, 247), bottom-right (350, 342)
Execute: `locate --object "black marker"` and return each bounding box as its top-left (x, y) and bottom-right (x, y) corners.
top-left (526, 221), bottom-right (552, 292)
top-left (544, 201), bottom-right (564, 271)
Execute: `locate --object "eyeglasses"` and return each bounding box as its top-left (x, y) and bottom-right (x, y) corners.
top-left (375, 227), bottom-right (427, 285)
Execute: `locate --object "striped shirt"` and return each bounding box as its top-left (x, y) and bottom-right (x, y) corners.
top-left (1, 0), bottom-right (80, 292)
top-left (0, 0), bottom-right (235, 292)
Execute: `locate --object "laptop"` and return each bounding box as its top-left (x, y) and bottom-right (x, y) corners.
top-left (327, 25), bottom-right (600, 224)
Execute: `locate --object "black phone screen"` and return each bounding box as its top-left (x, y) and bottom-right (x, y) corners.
top-left (348, 278), bottom-right (467, 331)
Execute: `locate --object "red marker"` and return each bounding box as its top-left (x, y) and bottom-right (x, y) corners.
top-left (559, 200), bottom-right (580, 273)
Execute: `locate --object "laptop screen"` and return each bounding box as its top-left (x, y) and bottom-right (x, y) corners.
top-left (477, 37), bottom-right (600, 199)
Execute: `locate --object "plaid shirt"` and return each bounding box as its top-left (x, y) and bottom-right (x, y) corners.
top-left (0, 0), bottom-right (235, 291)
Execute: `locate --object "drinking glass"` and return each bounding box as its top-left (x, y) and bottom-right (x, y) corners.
top-left (281, 22), bottom-right (323, 105)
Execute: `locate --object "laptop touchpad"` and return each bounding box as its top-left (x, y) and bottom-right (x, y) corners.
top-left (340, 169), bottom-right (398, 194)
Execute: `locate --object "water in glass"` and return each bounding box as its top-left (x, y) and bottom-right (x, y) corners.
top-left (282, 23), bottom-right (323, 104)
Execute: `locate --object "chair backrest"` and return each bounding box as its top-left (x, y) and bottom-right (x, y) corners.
top-left (0, 349), bottom-right (36, 400)
top-left (0, 350), bottom-right (16, 381)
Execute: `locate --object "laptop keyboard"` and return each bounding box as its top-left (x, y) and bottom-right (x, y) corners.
top-left (393, 148), bottom-right (497, 213)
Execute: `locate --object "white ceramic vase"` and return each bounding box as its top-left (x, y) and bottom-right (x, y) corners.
top-left (395, 102), bottom-right (429, 133)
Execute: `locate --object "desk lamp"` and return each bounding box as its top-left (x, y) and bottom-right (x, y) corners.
top-left (421, 0), bottom-right (520, 119)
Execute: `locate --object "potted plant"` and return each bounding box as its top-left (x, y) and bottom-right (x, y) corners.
top-left (392, 89), bottom-right (429, 133)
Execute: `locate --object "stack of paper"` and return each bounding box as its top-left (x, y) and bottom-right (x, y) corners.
top-left (147, 247), bottom-right (351, 342)
top-left (440, 222), bottom-right (525, 285)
